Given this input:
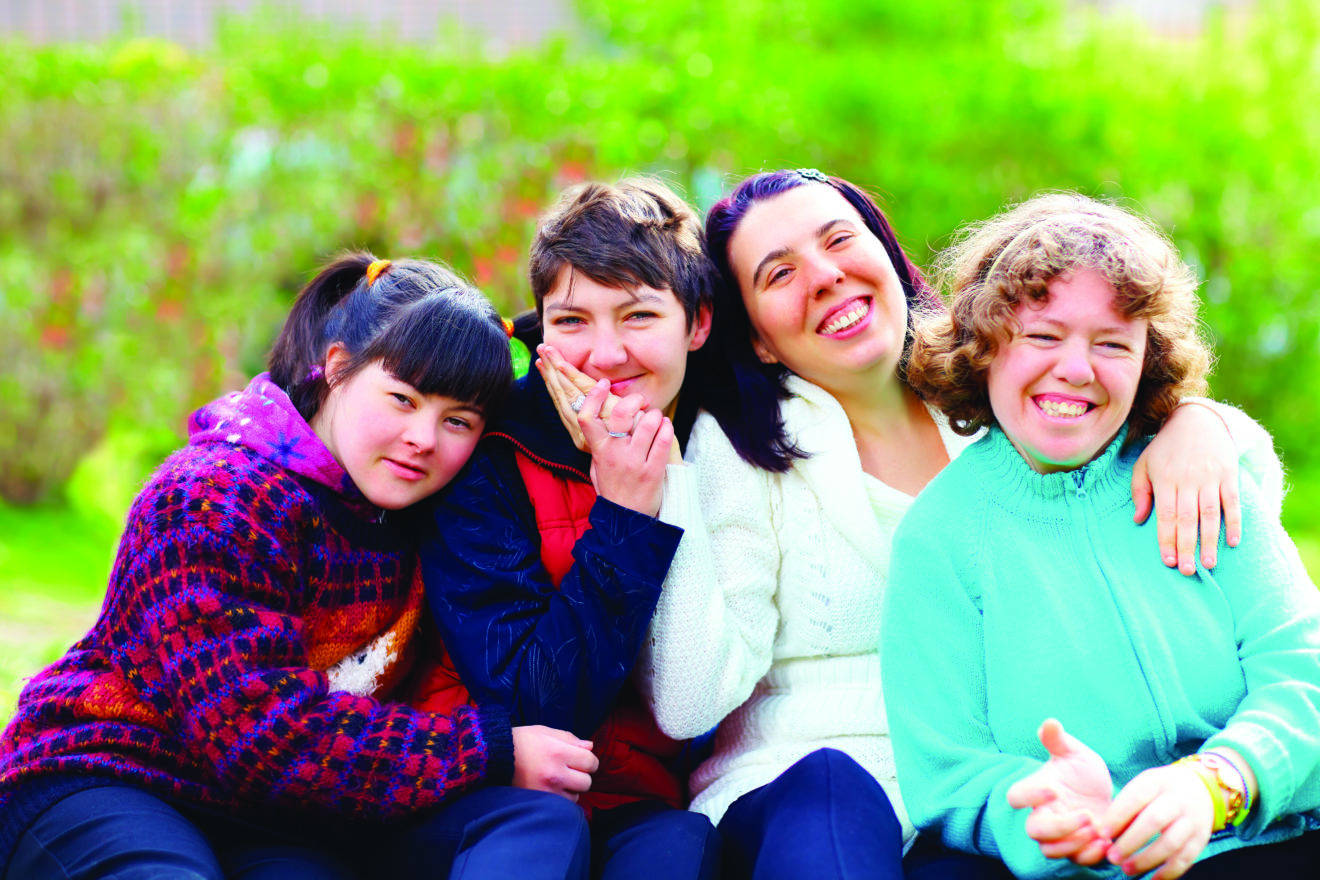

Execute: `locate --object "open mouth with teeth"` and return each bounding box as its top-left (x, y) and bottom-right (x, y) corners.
top-left (1034, 397), bottom-right (1095, 419)
top-left (817, 297), bottom-right (872, 337)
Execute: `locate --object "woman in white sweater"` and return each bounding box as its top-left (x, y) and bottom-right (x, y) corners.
top-left (625, 170), bottom-right (1275, 880)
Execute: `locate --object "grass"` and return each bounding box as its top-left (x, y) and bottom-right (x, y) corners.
top-left (2, 437), bottom-right (1319, 726)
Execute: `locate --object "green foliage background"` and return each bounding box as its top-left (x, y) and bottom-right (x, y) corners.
top-left (2, 0), bottom-right (1318, 714)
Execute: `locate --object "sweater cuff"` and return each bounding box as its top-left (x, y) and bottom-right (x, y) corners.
top-left (658, 462), bottom-right (700, 530)
top-left (477, 703), bottom-right (515, 787)
top-left (584, 497), bottom-right (684, 579)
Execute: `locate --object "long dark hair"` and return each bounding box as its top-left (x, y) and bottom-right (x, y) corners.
top-left (269, 252), bottom-right (512, 422)
top-left (700, 169), bottom-right (942, 472)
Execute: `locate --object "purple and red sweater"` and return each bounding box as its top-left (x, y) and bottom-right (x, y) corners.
top-left (0, 374), bottom-right (512, 874)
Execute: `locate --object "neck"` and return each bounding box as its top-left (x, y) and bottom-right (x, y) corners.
top-left (826, 370), bottom-right (915, 441)
top-left (823, 371), bottom-right (949, 493)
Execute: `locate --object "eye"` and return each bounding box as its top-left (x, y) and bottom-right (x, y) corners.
top-left (1024, 332), bottom-right (1059, 343)
top-left (826, 231), bottom-right (855, 249)
top-left (390, 392), bottom-right (416, 408)
top-left (766, 265), bottom-right (793, 286)
top-left (444, 415), bottom-right (474, 430)
top-left (551, 315), bottom-right (585, 327)
top-left (625, 310), bottom-right (659, 323)
top-left (1098, 340), bottom-right (1132, 352)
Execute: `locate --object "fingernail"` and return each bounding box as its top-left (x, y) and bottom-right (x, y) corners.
top-left (1203, 554), bottom-right (1216, 568)
top-left (1163, 554), bottom-right (1176, 566)
top-left (1228, 533), bottom-right (1240, 546)
top-left (1181, 562), bottom-right (1196, 575)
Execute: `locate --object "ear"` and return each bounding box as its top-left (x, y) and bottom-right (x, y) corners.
top-left (323, 343), bottom-right (351, 386)
top-left (687, 304), bottom-right (714, 352)
top-left (751, 333), bottom-right (778, 364)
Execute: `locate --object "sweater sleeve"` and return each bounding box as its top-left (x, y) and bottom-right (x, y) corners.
top-left (110, 469), bottom-right (512, 822)
top-left (637, 413), bottom-right (783, 740)
top-left (883, 499), bottom-right (1109, 880)
top-left (419, 445), bottom-right (682, 738)
top-left (1200, 463), bottom-right (1320, 835)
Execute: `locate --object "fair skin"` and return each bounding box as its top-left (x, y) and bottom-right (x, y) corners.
top-left (988, 277), bottom-right (1254, 877)
top-left (728, 183), bottom-right (1241, 567)
top-left (535, 268), bottom-right (711, 517)
top-left (310, 344), bottom-right (601, 798)
top-left (1007, 719), bottom-right (1258, 880)
top-left (728, 183), bottom-right (948, 495)
top-left (988, 269), bottom-right (1147, 474)
top-left (310, 345), bottom-right (487, 511)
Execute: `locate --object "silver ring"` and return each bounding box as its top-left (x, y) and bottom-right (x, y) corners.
top-left (569, 394), bottom-right (586, 414)
top-left (606, 430), bottom-right (630, 438)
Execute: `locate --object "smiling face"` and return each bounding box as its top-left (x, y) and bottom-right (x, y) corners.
top-left (541, 268), bottom-right (710, 415)
top-left (987, 269), bottom-right (1147, 474)
top-left (311, 353), bottom-right (485, 509)
top-left (727, 184), bottom-right (910, 394)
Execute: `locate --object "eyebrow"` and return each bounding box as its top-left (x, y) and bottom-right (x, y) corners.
top-left (751, 219), bottom-right (849, 289)
top-left (1023, 316), bottom-right (1141, 335)
top-left (543, 289), bottom-right (667, 312)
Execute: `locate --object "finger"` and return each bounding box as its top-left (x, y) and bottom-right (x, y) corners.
top-left (1073, 834), bottom-right (1112, 866)
top-left (1098, 773), bottom-right (1157, 842)
top-left (1131, 457), bottom-right (1153, 525)
top-left (577, 380), bottom-right (611, 441)
top-left (1175, 489), bottom-right (1200, 576)
top-left (644, 417), bottom-right (675, 467)
top-left (1007, 778), bottom-right (1057, 810)
top-left (1221, 481), bottom-right (1242, 548)
top-left (1025, 807), bottom-right (1091, 843)
top-left (1153, 483), bottom-right (1179, 569)
top-left (565, 748), bottom-right (600, 775)
top-left (1122, 815), bottom-right (1197, 877)
top-left (563, 768), bottom-right (594, 794)
top-left (1107, 796), bottom-right (1178, 865)
top-left (1198, 488), bottom-right (1221, 569)
top-left (1037, 718), bottom-right (1080, 760)
top-left (607, 394), bottom-right (645, 434)
top-left (1038, 824), bottom-right (1099, 859)
top-left (542, 345), bottom-right (597, 393)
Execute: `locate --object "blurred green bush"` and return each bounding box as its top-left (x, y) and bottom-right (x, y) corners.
top-left (1, 0), bottom-right (1317, 508)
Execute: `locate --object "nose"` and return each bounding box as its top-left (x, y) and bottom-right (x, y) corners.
top-left (804, 251), bottom-right (845, 298)
top-left (1053, 339), bottom-right (1095, 386)
top-left (586, 325), bottom-right (629, 371)
top-left (403, 418), bottom-right (438, 455)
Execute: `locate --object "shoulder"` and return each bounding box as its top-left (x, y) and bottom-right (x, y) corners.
top-left (134, 442), bottom-right (311, 532)
top-left (897, 435), bottom-right (996, 545)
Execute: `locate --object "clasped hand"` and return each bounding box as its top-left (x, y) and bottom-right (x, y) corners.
top-left (537, 344), bottom-right (677, 517)
top-left (1006, 719), bottom-right (1215, 879)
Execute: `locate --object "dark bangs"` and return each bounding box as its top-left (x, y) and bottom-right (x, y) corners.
top-left (355, 292), bottom-right (512, 416)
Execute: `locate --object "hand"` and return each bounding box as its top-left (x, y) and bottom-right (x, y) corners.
top-left (1007, 719), bottom-right (1114, 865)
top-left (511, 725), bottom-right (599, 802)
top-left (1097, 763), bottom-right (1215, 879)
top-left (579, 379), bottom-right (673, 516)
top-left (536, 344), bottom-right (620, 452)
top-left (1132, 402), bottom-right (1241, 575)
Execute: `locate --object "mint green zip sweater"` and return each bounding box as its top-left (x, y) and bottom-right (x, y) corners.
top-left (883, 427), bottom-right (1320, 879)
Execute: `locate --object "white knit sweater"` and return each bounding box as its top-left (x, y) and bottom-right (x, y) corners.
top-left (638, 376), bottom-right (972, 841)
top-left (638, 377), bottom-right (1277, 843)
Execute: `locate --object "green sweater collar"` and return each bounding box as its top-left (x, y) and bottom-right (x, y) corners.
top-left (973, 425), bottom-right (1145, 518)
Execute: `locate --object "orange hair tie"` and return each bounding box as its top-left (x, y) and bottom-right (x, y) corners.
top-left (365, 258), bottom-right (392, 285)
top-left (501, 317), bottom-right (515, 339)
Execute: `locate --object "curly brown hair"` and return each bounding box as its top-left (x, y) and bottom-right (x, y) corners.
top-left (909, 193), bottom-right (1212, 443)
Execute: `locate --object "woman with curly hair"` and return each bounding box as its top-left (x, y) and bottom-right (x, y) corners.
top-left (884, 193), bottom-right (1320, 879)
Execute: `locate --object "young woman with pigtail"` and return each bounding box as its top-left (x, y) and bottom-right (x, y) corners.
top-left (0, 253), bottom-right (599, 880)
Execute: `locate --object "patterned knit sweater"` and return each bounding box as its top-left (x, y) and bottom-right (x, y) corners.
top-left (0, 374), bottom-right (512, 875)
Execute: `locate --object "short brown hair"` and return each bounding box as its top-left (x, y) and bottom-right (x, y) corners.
top-left (528, 178), bottom-right (714, 329)
top-left (909, 193), bottom-right (1212, 442)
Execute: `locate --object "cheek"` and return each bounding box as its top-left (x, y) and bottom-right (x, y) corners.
top-left (543, 329), bottom-right (592, 371)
